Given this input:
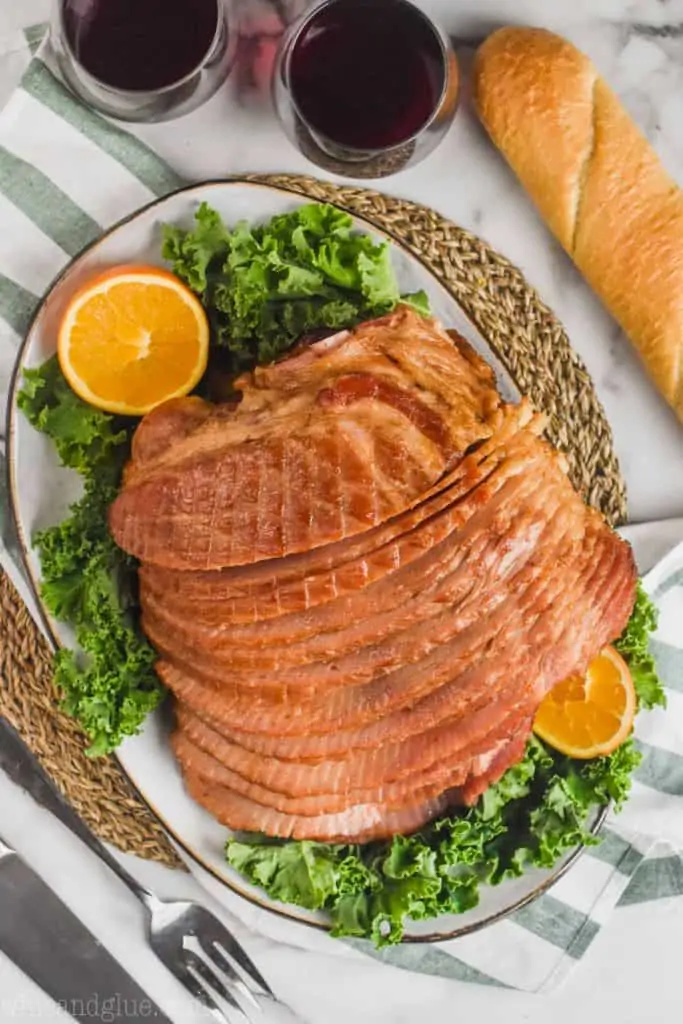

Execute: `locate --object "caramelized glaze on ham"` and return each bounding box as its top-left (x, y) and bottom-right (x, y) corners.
top-left (109, 308), bottom-right (637, 843)
top-left (109, 307), bottom-right (501, 571)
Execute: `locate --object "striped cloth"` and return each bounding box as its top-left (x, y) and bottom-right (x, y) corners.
top-left (0, 28), bottom-right (682, 994)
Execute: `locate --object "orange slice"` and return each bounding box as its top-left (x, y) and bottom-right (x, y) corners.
top-left (58, 265), bottom-right (209, 415)
top-left (533, 645), bottom-right (636, 759)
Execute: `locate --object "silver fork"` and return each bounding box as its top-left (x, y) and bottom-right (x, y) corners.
top-left (87, 857), bottom-right (294, 1023)
top-left (0, 715), bottom-right (306, 1023)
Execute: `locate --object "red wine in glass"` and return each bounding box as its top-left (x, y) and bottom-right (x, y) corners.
top-left (291, 0), bottom-right (442, 149)
top-left (273, 0), bottom-right (459, 177)
top-left (52, 0), bottom-right (235, 121)
top-left (61, 0), bottom-right (219, 91)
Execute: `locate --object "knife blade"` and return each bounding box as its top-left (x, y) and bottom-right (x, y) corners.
top-left (0, 837), bottom-right (174, 1024)
top-left (0, 716), bottom-right (174, 1024)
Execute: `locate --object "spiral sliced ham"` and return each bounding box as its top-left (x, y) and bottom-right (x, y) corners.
top-left (109, 307), bottom-right (501, 571)
top-left (109, 306), bottom-right (637, 843)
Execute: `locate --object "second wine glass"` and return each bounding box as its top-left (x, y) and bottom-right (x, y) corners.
top-left (272, 0), bottom-right (460, 179)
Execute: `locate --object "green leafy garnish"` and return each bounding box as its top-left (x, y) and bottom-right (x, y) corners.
top-left (226, 595), bottom-right (662, 947)
top-left (162, 202), bottom-right (429, 371)
top-left (614, 582), bottom-right (666, 711)
top-left (18, 358), bottom-right (163, 756)
top-left (18, 357), bottom-right (128, 477)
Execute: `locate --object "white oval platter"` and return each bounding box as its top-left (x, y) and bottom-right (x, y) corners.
top-left (7, 179), bottom-right (601, 944)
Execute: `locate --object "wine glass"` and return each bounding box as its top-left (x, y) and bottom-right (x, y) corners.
top-left (272, 0), bottom-right (460, 179)
top-left (49, 0), bottom-right (237, 122)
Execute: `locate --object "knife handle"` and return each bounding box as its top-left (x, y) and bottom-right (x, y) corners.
top-left (0, 716), bottom-right (154, 907)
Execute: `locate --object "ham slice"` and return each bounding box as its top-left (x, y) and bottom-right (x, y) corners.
top-left (140, 439), bottom-right (557, 667)
top-left (138, 401), bottom-right (540, 624)
top-left (164, 525), bottom-right (631, 805)
top-left (159, 510), bottom-right (632, 762)
top-left (143, 467), bottom-right (552, 686)
top-left (109, 306), bottom-right (502, 571)
top-left (174, 698), bottom-right (536, 803)
top-left (179, 729), bottom-right (531, 841)
top-left (109, 308), bottom-right (638, 842)
top-left (182, 774), bottom-right (453, 842)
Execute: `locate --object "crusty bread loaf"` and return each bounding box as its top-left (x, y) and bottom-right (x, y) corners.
top-left (473, 27), bottom-right (683, 423)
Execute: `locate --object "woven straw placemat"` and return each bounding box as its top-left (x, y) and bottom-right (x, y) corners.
top-left (0, 175), bottom-right (627, 870)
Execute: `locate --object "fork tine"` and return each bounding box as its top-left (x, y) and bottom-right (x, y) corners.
top-left (210, 933), bottom-right (274, 996)
top-left (208, 943), bottom-right (307, 1023)
top-left (196, 937), bottom-right (262, 1010)
top-left (175, 962), bottom-right (234, 1024)
top-left (184, 949), bottom-right (254, 1022)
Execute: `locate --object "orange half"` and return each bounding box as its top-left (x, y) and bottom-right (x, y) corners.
top-left (58, 265), bottom-right (209, 416)
top-left (533, 645), bottom-right (636, 759)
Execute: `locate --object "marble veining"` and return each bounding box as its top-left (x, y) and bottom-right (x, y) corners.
top-left (631, 23), bottom-right (683, 36)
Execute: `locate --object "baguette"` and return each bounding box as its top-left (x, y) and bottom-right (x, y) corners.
top-left (473, 27), bottom-right (683, 423)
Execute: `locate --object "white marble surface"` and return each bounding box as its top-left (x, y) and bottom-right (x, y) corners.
top-left (1, 1), bottom-right (683, 1022)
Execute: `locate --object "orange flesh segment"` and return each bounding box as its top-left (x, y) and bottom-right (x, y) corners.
top-left (533, 645), bottom-right (636, 759)
top-left (58, 267), bottom-right (209, 415)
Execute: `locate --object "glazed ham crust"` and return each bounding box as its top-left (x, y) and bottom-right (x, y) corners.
top-left (109, 307), bottom-right (501, 571)
top-left (109, 307), bottom-right (637, 843)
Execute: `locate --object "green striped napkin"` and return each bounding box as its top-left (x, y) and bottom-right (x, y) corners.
top-left (0, 28), bottom-right (682, 994)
